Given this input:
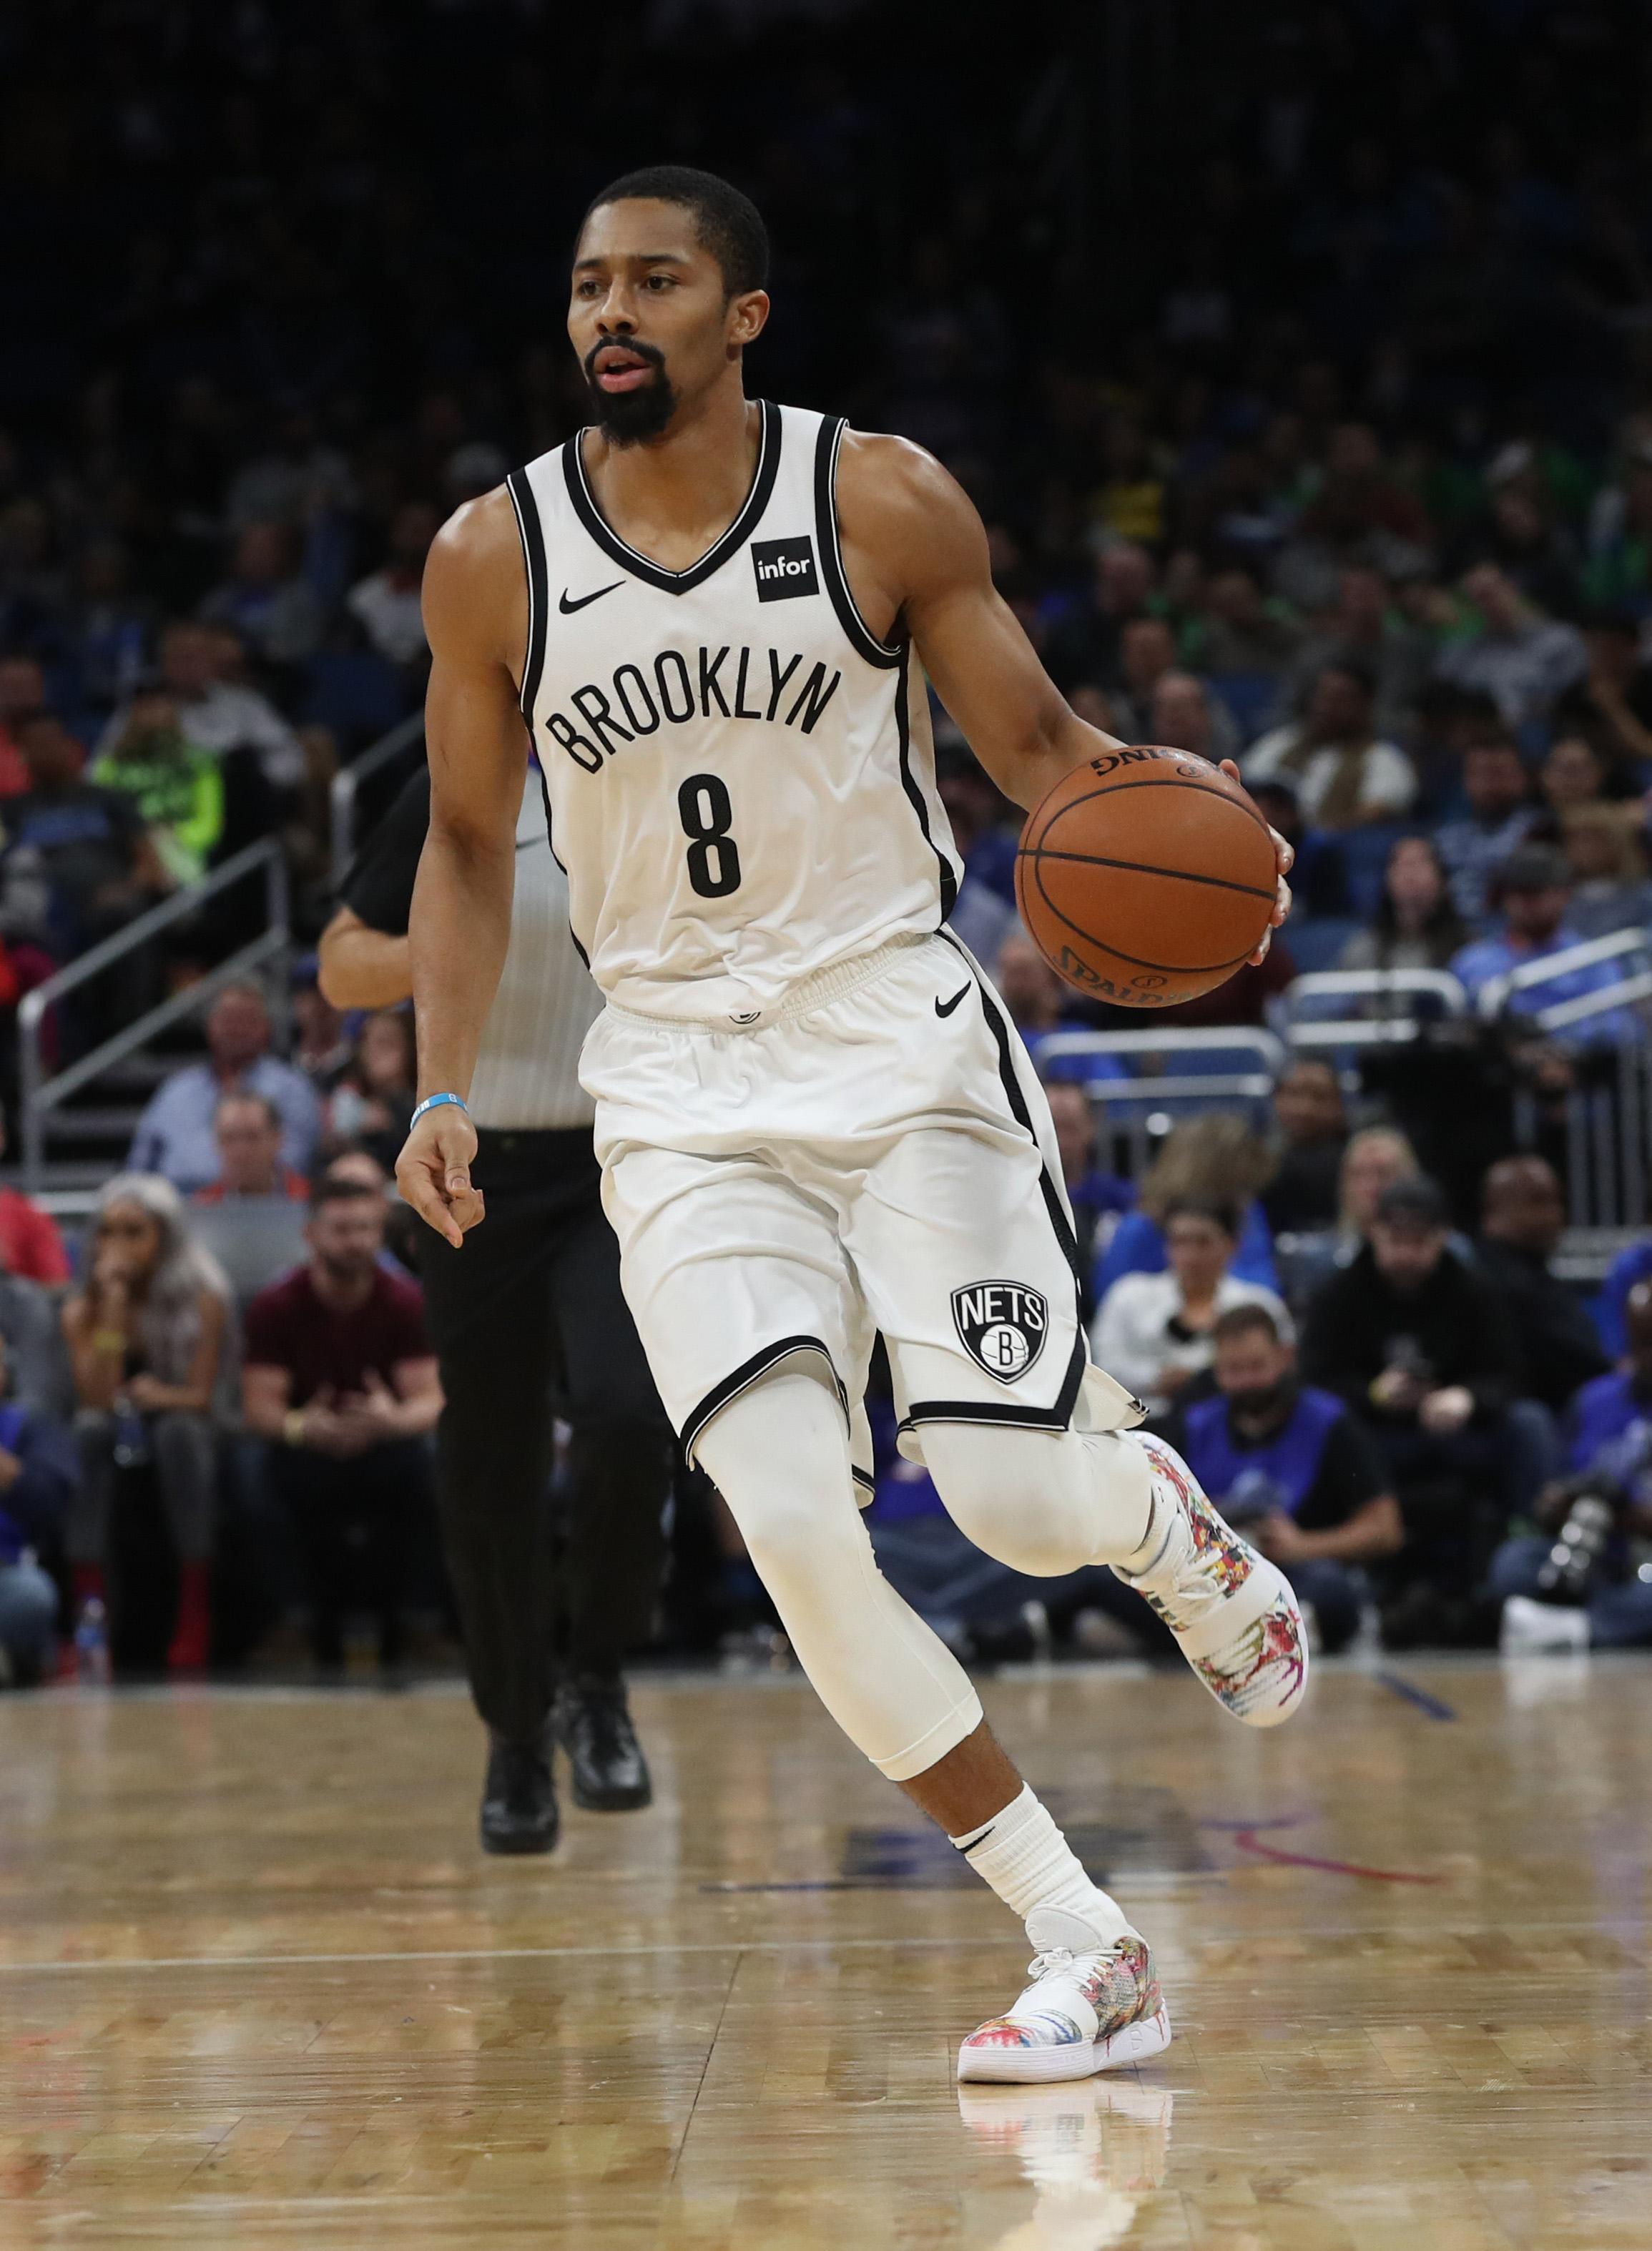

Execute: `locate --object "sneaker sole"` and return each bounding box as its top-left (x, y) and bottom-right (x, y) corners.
top-left (478, 1822), bottom-right (559, 1856)
top-left (569, 1778), bottom-right (654, 1813)
top-left (956, 2001), bottom-right (1172, 2085)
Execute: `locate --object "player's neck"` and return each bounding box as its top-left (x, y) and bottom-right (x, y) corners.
top-left (582, 384), bottom-right (761, 571)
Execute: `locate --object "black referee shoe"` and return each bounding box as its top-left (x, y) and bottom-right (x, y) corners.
top-left (554, 1677), bottom-right (653, 1811)
top-left (480, 1725), bottom-right (559, 1855)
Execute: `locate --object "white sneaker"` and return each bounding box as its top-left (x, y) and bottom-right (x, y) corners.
top-left (1500, 1594), bottom-right (1590, 1655)
top-left (957, 1907), bottom-right (1171, 2085)
top-left (1112, 1434), bottom-right (1308, 1727)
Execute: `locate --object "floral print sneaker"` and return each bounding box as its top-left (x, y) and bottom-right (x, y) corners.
top-left (1113, 1433), bottom-right (1309, 1727)
top-left (958, 1909), bottom-right (1171, 2086)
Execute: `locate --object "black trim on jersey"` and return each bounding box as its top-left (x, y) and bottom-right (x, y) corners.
top-left (562, 398), bottom-right (782, 596)
top-left (852, 1466), bottom-right (875, 1495)
top-left (812, 415), bottom-right (905, 670)
top-left (680, 1332), bottom-right (846, 1464)
top-left (895, 640), bottom-right (960, 925)
top-left (505, 468), bottom-right (549, 721)
top-left (900, 648), bottom-right (963, 927)
top-left (534, 756), bottom-right (591, 969)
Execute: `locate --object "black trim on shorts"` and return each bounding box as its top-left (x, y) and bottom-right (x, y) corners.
top-left (812, 415), bottom-right (905, 670)
top-left (939, 932), bottom-right (1086, 1314)
top-left (563, 400), bottom-right (782, 595)
top-left (680, 1332), bottom-right (847, 1465)
top-left (505, 468), bottom-right (549, 723)
top-left (900, 1329), bottom-right (1086, 1439)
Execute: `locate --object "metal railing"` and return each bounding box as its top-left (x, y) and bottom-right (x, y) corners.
top-left (1037, 1027), bottom-right (1284, 1172)
top-left (1282, 967), bottom-right (1470, 1050)
top-left (1476, 927), bottom-right (1652, 1033)
top-left (18, 839), bottom-right (290, 1191)
top-left (329, 711), bottom-right (424, 889)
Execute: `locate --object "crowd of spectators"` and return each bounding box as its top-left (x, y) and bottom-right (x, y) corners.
top-left (5, 1), bottom-right (1652, 1678)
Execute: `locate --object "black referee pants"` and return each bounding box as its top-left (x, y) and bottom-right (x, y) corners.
top-left (419, 1127), bottom-right (673, 1744)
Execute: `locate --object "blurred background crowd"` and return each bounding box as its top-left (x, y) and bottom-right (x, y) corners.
top-left (4, 0), bottom-right (1652, 1686)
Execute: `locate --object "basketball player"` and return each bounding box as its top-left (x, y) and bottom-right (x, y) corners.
top-left (398, 167), bottom-right (1305, 2084)
top-left (321, 766), bottom-right (673, 1851)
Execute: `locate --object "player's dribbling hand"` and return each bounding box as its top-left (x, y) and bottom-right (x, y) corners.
top-left (395, 1105), bottom-right (485, 1246)
top-left (1219, 758), bottom-right (1293, 965)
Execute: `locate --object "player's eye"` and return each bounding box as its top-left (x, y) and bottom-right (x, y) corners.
top-left (645, 273), bottom-right (675, 290)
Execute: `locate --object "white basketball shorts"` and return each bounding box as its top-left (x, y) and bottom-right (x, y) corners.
top-left (581, 930), bottom-right (1143, 1482)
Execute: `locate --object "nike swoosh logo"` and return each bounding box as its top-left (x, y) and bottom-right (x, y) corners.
top-left (935, 985), bottom-right (971, 1018)
top-left (559, 581), bottom-right (623, 614)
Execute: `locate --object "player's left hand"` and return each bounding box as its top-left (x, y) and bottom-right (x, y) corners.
top-left (1220, 759), bottom-right (1292, 965)
top-left (396, 1103), bottom-right (484, 1246)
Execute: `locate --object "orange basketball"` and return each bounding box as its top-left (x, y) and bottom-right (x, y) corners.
top-left (1014, 745), bottom-right (1277, 1008)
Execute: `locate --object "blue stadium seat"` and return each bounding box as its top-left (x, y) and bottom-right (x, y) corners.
top-left (1336, 822), bottom-right (1410, 921)
top-left (1205, 669), bottom-right (1282, 747)
top-left (1284, 916), bottom-right (1362, 972)
top-left (300, 651), bottom-right (411, 752)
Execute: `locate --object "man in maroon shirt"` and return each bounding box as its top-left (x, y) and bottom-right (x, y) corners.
top-left (243, 1178), bottom-right (441, 1670)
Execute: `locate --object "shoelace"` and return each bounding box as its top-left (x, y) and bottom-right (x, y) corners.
top-left (1025, 1942), bottom-right (1123, 1983)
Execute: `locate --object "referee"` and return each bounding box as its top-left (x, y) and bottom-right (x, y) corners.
top-left (320, 760), bottom-right (673, 1853)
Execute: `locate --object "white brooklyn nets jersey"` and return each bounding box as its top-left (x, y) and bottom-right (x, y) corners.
top-left (506, 400), bottom-right (962, 1023)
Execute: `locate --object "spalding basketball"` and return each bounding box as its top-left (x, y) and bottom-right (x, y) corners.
top-left (1015, 746), bottom-right (1277, 1008)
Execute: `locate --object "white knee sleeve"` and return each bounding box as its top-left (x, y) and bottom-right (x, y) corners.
top-left (921, 1422), bottom-right (1154, 1576)
top-left (696, 1371), bottom-right (982, 1780)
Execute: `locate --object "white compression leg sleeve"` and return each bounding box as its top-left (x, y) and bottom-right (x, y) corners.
top-left (919, 1421), bottom-right (1155, 1577)
top-left (694, 1371), bottom-right (983, 1781)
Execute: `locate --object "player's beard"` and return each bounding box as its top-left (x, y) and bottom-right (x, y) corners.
top-left (583, 340), bottom-right (677, 445)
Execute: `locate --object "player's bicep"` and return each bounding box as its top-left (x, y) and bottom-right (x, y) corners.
top-left (421, 500), bottom-right (529, 847)
top-left (841, 436), bottom-right (1093, 805)
top-left (910, 572), bottom-right (1071, 782)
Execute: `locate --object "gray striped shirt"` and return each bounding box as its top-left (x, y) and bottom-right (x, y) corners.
top-left (467, 774), bottom-right (599, 1131)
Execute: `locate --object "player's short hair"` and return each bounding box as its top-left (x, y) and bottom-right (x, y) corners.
top-left (1213, 1302), bottom-right (1284, 1349)
top-left (581, 166), bottom-right (770, 296)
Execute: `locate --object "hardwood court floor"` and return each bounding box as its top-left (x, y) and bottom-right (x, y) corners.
top-left (1, 1656), bottom-right (1649, 2249)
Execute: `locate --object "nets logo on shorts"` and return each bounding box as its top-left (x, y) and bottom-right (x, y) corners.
top-left (951, 1281), bottom-right (1049, 1384)
top-left (752, 535), bottom-right (819, 602)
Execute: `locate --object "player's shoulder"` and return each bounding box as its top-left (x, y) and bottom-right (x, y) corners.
top-left (834, 425), bottom-right (971, 522)
top-left (427, 484), bottom-right (521, 581)
top-left (423, 484), bottom-right (526, 660)
top-left (831, 424), bottom-right (985, 583)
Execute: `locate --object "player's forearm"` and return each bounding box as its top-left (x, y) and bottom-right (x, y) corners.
top-left (317, 916), bottom-right (413, 1008)
top-left (408, 817), bottom-right (513, 1099)
top-left (976, 701), bottom-right (1128, 814)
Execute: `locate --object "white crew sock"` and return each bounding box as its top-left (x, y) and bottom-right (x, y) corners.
top-left (950, 1783), bottom-right (1134, 1946)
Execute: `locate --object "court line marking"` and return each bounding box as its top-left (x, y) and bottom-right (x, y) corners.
top-left (1230, 1828), bottom-right (1445, 1886)
top-left (1375, 1671), bottom-right (1458, 1721)
top-left (0, 1938), bottom-right (1046, 1976)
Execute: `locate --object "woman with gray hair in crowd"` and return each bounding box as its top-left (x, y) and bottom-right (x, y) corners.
top-left (62, 1174), bottom-right (231, 1674)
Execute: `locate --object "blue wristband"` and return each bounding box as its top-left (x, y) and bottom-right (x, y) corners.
top-left (410, 1091), bottom-right (468, 1131)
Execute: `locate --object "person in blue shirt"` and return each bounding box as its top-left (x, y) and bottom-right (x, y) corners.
top-left (128, 980), bottom-right (321, 1193)
top-left (1449, 843), bottom-right (1641, 1049)
top-left (1093, 1113), bottom-right (1280, 1301)
top-left (1596, 1237), bottom-right (1652, 1358)
top-left (0, 1331), bottom-right (79, 1687)
top-left (1165, 1301), bottom-right (1402, 1652)
top-left (1488, 1281), bottom-right (1652, 1648)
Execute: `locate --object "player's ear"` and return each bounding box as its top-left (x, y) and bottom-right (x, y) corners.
top-left (727, 288), bottom-right (770, 352)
